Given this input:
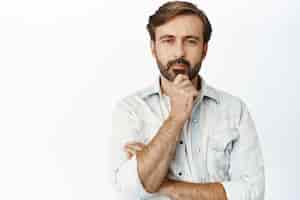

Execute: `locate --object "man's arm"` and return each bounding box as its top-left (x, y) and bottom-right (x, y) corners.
top-left (159, 101), bottom-right (265, 200)
top-left (136, 116), bottom-right (184, 193)
top-left (159, 179), bottom-right (227, 200)
top-left (136, 75), bottom-right (199, 193)
top-left (125, 144), bottom-right (227, 200)
top-left (110, 74), bottom-right (199, 197)
top-left (125, 101), bottom-right (265, 200)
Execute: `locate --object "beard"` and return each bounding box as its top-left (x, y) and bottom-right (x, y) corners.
top-left (155, 57), bottom-right (203, 82)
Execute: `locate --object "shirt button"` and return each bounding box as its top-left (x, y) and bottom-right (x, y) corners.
top-left (179, 140), bottom-right (183, 144)
top-left (178, 172), bottom-right (182, 176)
top-left (192, 119), bottom-right (198, 123)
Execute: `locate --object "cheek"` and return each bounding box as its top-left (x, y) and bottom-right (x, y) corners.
top-left (188, 48), bottom-right (204, 64)
top-left (155, 47), bottom-right (171, 65)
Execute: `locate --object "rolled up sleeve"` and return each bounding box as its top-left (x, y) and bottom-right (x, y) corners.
top-left (221, 102), bottom-right (265, 200)
top-left (110, 101), bottom-right (154, 199)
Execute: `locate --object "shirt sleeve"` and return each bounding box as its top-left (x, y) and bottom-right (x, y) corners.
top-left (109, 100), bottom-right (156, 199)
top-left (221, 101), bottom-right (265, 200)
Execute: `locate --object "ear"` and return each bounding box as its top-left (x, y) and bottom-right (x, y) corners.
top-left (150, 40), bottom-right (156, 58)
top-left (201, 43), bottom-right (208, 60)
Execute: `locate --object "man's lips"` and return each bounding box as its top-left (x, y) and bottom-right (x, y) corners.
top-left (172, 65), bottom-right (187, 75)
top-left (172, 64), bottom-right (188, 69)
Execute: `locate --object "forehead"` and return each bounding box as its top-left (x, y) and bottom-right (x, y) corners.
top-left (155, 15), bottom-right (204, 39)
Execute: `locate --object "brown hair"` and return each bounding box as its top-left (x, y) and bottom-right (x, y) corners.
top-left (147, 1), bottom-right (212, 43)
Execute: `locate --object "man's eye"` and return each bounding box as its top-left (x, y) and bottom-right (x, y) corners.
top-left (187, 40), bottom-right (198, 44)
top-left (162, 39), bottom-right (174, 43)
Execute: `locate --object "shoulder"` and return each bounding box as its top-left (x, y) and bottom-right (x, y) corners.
top-left (207, 85), bottom-right (248, 117)
top-left (113, 85), bottom-right (155, 114)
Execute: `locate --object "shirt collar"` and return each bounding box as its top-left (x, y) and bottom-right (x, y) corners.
top-left (141, 75), bottom-right (220, 104)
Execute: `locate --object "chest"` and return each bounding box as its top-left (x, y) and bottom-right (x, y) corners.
top-left (139, 98), bottom-right (240, 183)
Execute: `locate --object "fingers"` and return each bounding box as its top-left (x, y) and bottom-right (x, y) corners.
top-left (169, 74), bottom-right (199, 122)
top-left (173, 74), bottom-right (189, 85)
top-left (125, 142), bottom-right (145, 150)
top-left (173, 75), bottom-right (194, 89)
top-left (185, 87), bottom-right (199, 98)
top-left (124, 142), bottom-right (146, 159)
top-left (125, 148), bottom-right (140, 159)
top-left (178, 79), bottom-right (192, 88)
top-left (173, 77), bottom-right (199, 98)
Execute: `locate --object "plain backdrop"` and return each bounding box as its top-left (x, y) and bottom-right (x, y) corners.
top-left (0, 0), bottom-right (299, 199)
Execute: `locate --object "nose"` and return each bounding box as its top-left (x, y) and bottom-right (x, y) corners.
top-left (173, 40), bottom-right (185, 59)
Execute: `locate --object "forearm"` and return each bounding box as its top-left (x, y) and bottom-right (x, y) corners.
top-left (136, 116), bottom-right (184, 193)
top-left (159, 180), bottom-right (227, 200)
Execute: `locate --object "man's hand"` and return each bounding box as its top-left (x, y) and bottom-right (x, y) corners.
top-left (168, 74), bottom-right (199, 123)
top-left (124, 141), bottom-right (146, 159)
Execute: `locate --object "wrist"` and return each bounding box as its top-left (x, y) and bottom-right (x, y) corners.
top-left (168, 115), bottom-right (186, 126)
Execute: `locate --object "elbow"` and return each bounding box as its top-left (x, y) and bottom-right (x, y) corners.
top-left (136, 158), bottom-right (161, 193)
top-left (138, 172), bottom-right (161, 193)
top-left (144, 187), bottom-right (157, 194)
top-left (142, 181), bottom-right (160, 194)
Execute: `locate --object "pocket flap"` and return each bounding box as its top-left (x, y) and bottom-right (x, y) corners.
top-left (209, 128), bottom-right (239, 151)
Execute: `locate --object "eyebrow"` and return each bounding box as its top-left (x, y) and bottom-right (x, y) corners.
top-left (158, 35), bottom-right (174, 40)
top-left (158, 35), bottom-right (201, 41)
top-left (184, 36), bottom-right (201, 41)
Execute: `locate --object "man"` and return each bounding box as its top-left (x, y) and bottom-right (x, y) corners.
top-left (110, 1), bottom-right (265, 200)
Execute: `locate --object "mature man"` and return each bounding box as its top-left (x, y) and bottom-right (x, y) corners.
top-left (110, 1), bottom-right (265, 200)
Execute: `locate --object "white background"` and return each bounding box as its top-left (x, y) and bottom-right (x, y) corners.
top-left (0, 0), bottom-right (299, 199)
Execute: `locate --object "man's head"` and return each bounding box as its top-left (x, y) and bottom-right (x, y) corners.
top-left (147, 1), bottom-right (212, 81)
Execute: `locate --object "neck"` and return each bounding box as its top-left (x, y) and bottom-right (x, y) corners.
top-left (160, 75), bottom-right (201, 96)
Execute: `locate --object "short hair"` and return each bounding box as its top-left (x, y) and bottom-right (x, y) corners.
top-left (147, 1), bottom-right (212, 43)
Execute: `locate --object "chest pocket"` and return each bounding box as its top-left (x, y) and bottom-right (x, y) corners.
top-left (207, 128), bottom-right (239, 181)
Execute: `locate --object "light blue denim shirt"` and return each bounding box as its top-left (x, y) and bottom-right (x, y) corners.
top-left (110, 76), bottom-right (265, 200)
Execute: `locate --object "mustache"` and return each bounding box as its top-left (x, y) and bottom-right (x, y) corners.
top-left (166, 58), bottom-right (191, 71)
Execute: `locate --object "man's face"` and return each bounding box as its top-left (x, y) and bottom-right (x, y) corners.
top-left (151, 14), bottom-right (208, 81)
